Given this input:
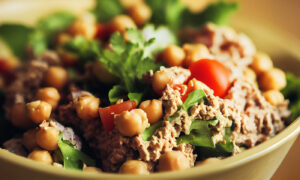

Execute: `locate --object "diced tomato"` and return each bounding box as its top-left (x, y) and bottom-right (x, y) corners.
top-left (171, 84), bottom-right (188, 101)
top-left (189, 59), bottom-right (231, 97)
top-left (95, 24), bottom-right (112, 41)
top-left (99, 101), bottom-right (137, 132)
top-left (0, 58), bottom-right (12, 76)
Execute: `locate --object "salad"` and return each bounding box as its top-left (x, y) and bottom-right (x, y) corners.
top-left (0, 0), bottom-right (299, 174)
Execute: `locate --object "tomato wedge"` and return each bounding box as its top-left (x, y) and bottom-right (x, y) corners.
top-left (99, 101), bottom-right (137, 132)
top-left (189, 59), bottom-right (231, 97)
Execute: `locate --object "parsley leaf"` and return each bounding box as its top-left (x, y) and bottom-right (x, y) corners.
top-left (57, 133), bottom-right (95, 170)
top-left (0, 24), bottom-right (34, 59)
top-left (281, 73), bottom-right (300, 122)
top-left (182, 89), bottom-right (206, 112)
top-left (100, 29), bottom-right (160, 102)
top-left (141, 121), bottom-right (163, 141)
top-left (92, 0), bottom-right (124, 23)
top-left (61, 36), bottom-right (101, 62)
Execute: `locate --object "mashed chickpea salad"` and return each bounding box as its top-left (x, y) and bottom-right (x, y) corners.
top-left (0, 0), bottom-right (299, 175)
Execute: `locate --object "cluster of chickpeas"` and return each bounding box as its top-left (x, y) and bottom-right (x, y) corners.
top-left (243, 52), bottom-right (286, 106)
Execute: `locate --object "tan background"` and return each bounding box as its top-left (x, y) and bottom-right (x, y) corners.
top-left (0, 0), bottom-right (299, 179)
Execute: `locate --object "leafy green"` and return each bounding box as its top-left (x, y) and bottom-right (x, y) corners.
top-left (128, 92), bottom-right (143, 104)
top-left (28, 30), bottom-right (47, 55)
top-left (92, 0), bottom-right (124, 22)
top-left (61, 36), bottom-right (101, 61)
top-left (281, 73), bottom-right (300, 122)
top-left (182, 1), bottom-right (239, 27)
top-left (142, 24), bottom-right (177, 54)
top-left (108, 85), bottom-right (126, 103)
top-left (100, 29), bottom-right (160, 102)
top-left (177, 119), bottom-right (218, 147)
top-left (146, 0), bottom-right (239, 32)
top-left (0, 24), bottom-right (33, 59)
top-left (57, 133), bottom-right (95, 170)
top-left (141, 121), bottom-right (163, 141)
top-left (182, 89), bottom-right (206, 112)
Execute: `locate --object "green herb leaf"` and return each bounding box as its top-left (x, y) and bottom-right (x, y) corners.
top-left (281, 73), bottom-right (300, 122)
top-left (177, 119), bottom-right (218, 147)
top-left (108, 85), bottom-right (126, 103)
top-left (28, 30), bottom-right (47, 55)
top-left (128, 92), bottom-right (143, 104)
top-left (182, 89), bottom-right (206, 112)
top-left (141, 121), bottom-right (163, 141)
top-left (57, 133), bottom-right (95, 170)
top-left (183, 1), bottom-right (239, 27)
top-left (92, 0), bottom-right (124, 22)
top-left (0, 24), bottom-right (33, 59)
top-left (61, 36), bottom-right (101, 61)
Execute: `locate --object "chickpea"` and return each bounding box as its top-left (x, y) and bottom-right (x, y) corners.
top-left (28, 149), bottom-right (53, 165)
top-left (56, 33), bottom-right (72, 46)
top-left (183, 43), bottom-right (210, 68)
top-left (83, 166), bottom-right (102, 173)
top-left (36, 87), bottom-right (61, 109)
top-left (157, 151), bottom-right (190, 172)
top-left (162, 45), bottom-right (185, 67)
top-left (187, 78), bottom-right (203, 91)
top-left (22, 129), bottom-right (38, 151)
top-left (109, 15), bottom-right (136, 33)
top-left (196, 158), bottom-right (221, 166)
top-left (74, 95), bottom-right (100, 122)
top-left (57, 48), bottom-right (79, 67)
top-left (44, 66), bottom-right (68, 90)
top-left (139, 99), bottom-right (163, 124)
top-left (258, 68), bottom-right (286, 91)
top-left (152, 70), bottom-right (172, 95)
top-left (127, 3), bottom-right (151, 26)
top-left (68, 13), bottom-right (97, 40)
top-left (92, 61), bottom-right (119, 84)
top-left (27, 100), bottom-right (52, 124)
top-left (114, 109), bottom-right (149, 137)
top-left (11, 103), bottom-right (33, 129)
top-left (36, 126), bottom-right (59, 151)
top-left (119, 160), bottom-right (149, 175)
top-left (251, 52), bottom-right (273, 75)
top-left (263, 90), bottom-right (285, 106)
top-left (243, 67), bottom-right (257, 82)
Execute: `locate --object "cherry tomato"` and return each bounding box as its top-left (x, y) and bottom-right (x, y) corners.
top-left (99, 101), bottom-right (137, 132)
top-left (189, 59), bottom-right (231, 97)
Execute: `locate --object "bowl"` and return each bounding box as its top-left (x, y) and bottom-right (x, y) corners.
top-left (0, 0), bottom-right (300, 179)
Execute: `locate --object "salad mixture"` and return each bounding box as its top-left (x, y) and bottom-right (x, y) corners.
top-left (0, 0), bottom-right (300, 174)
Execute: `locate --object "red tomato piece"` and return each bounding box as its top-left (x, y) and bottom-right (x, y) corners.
top-left (99, 101), bottom-right (137, 132)
top-left (95, 24), bottom-right (112, 41)
top-left (171, 84), bottom-right (188, 102)
top-left (189, 59), bottom-right (231, 97)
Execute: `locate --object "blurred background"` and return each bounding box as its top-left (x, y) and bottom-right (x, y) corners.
top-left (0, 0), bottom-right (299, 179)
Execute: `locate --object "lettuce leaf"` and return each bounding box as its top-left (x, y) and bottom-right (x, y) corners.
top-left (182, 89), bottom-right (206, 112)
top-left (281, 73), bottom-right (300, 122)
top-left (57, 133), bottom-right (95, 170)
top-left (141, 121), bottom-right (163, 141)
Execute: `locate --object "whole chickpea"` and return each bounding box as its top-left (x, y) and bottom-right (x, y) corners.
top-left (109, 15), bottom-right (136, 33)
top-left (263, 90), bottom-right (285, 106)
top-left (251, 52), bottom-right (273, 75)
top-left (57, 48), bottom-right (79, 67)
top-left (196, 157), bottom-right (221, 166)
top-left (36, 126), bottom-right (59, 151)
top-left (56, 33), bottom-right (72, 46)
top-left (139, 99), bottom-right (163, 124)
top-left (22, 129), bottom-right (38, 151)
top-left (152, 70), bottom-right (172, 95)
top-left (183, 43), bottom-right (210, 68)
top-left (119, 160), bottom-right (149, 174)
top-left (114, 109), bottom-right (149, 137)
top-left (10, 103), bottom-right (34, 129)
top-left (36, 87), bottom-right (61, 109)
top-left (258, 68), bottom-right (286, 91)
top-left (27, 100), bottom-right (52, 124)
top-left (243, 67), bottom-right (257, 82)
top-left (127, 3), bottom-right (152, 26)
top-left (44, 66), bottom-right (68, 90)
top-left (28, 149), bottom-right (53, 165)
top-left (162, 45), bottom-right (185, 67)
top-left (74, 95), bottom-right (100, 122)
top-left (68, 13), bottom-right (97, 40)
top-left (157, 151), bottom-right (190, 172)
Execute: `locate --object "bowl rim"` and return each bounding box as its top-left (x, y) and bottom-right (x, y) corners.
top-left (1, 117), bottom-right (299, 179)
